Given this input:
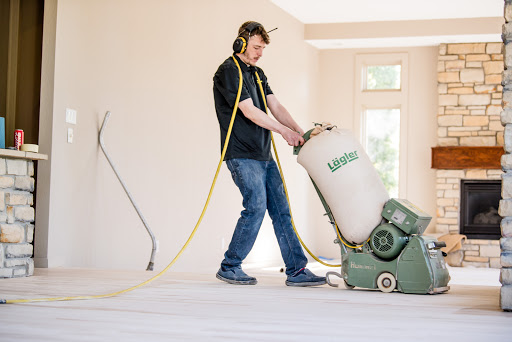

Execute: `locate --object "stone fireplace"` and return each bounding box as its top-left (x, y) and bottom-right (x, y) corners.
top-left (459, 179), bottom-right (501, 240)
top-left (435, 42), bottom-right (504, 268)
top-left (0, 150), bottom-right (47, 278)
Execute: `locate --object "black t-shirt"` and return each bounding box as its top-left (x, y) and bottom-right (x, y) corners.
top-left (213, 54), bottom-right (274, 161)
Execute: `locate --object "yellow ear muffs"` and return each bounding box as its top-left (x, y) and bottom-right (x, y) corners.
top-left (233, 36), bottom-right (247, 54)
top-left (233, 22), bottom-right (262, 54)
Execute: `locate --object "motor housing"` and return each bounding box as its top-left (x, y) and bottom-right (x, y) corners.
top-left (370, 223), bottom-right (408, 260)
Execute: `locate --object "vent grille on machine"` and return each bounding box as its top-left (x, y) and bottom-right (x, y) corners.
top-left (374, 230), bottom-right (394, 252)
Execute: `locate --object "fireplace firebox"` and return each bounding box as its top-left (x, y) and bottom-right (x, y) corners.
top-left (460, 180), bottom-right (501, 240)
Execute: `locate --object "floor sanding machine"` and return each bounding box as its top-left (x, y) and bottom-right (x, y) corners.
top-left (294, 124), bottom-right (450, 294)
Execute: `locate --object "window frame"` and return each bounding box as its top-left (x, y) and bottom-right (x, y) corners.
top-left (354, 53), bottom-right (409, 198)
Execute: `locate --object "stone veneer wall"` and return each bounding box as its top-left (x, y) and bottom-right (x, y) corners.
top-left (438, 42), bottom-right (504, 147)
top-left (0, 157), bottom-right (35, 278)
top-left (499, 0), bottom-right (512, 312)
top-left (437, 42), bottom-right (504, 268)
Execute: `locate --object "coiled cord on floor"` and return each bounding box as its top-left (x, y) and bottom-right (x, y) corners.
top-left (0, 56), bottom-right (244, 305)
top-left (1, 56), bottom-right (341, 304)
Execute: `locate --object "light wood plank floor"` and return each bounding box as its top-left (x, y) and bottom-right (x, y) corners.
top-left (0, 265), bottom-right (510, 341)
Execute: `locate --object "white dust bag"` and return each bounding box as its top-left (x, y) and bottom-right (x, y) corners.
top-left (297, 128), bottom-right (389, 244)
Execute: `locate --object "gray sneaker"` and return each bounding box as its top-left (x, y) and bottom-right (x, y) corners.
top-left (216, 266), bottom-right (257, 285)
top-left (286, 268), bottom-right (326, 287)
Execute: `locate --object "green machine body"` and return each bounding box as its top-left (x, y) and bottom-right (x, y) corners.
top-left (296, 126), bottom-right (450, 294)
top-left (381, 198), bottom-right (431, 235)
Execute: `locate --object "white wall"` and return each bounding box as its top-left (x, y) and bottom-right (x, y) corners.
top-left (311, 46), bottom-right (439, 258)
top-left (36, 0), bottom-right (319, 273)
top-left (36, 0), bottom-right (442, 271)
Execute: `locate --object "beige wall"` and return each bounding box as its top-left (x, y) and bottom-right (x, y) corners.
top-left (312, 46), bottom-right (439, 258)
top-left (36, 1), bottom-right (444, 270)
top-left (36, 0), bottom-right (319, 272)
top-left (305, 18), bottom-right (502, 40)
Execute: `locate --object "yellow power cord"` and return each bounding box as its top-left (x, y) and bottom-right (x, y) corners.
top-left (254, 71), bottom-right (344, 267)
top-left (0, 56), bottom-right (245, 305)
top-left (1, 57), bottom-right (347, 304)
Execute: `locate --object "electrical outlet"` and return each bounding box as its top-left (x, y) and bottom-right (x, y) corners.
top-left (66, 108), bottom-right (77, 124)
top-left (67, 128), bottom-right (74, 143)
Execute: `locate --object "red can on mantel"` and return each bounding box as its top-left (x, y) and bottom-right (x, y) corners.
top-left (14, 129), bottom-right (24, 150)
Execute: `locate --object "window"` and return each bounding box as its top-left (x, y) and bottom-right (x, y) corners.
top-left (355, 54), bottom-right (408, 198)
top-left (365, 65), bottom-right (401, 90)
top-left (364, 108), bottom-right (400, 197)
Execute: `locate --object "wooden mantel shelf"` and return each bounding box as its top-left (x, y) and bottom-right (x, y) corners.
top-left (431, 146), bottom-right (503, 169)
top-left (0, 148), bottom-right (48, 161)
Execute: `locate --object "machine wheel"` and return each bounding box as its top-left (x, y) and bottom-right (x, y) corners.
top-left (377, 272), bottom-right (396, 293)
top-left (344, 280), bottom-right (355, 290)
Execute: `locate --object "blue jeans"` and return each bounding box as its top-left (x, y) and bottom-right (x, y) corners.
top-left (221, 158), bottom-right (308, 276)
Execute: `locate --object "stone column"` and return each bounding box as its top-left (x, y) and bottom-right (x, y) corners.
top-left (499, 0), bottom-right (512, 311)
top-left (0, 157), bottom-right (35, 278)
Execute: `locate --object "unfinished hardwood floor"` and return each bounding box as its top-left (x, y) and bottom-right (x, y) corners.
top-left (0, 266), bottom-right (510, 341)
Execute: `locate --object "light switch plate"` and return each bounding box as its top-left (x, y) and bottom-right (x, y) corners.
top-left (67, 128), bottom-right (74, 143)
top-left (66, 108), bottom-right (77, 124)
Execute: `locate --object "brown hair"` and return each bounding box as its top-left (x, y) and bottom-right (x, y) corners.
top-left (238, 21), bottom-right (270, 44)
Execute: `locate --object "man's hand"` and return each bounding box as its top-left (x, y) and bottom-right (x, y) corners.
top-left (238, 98), bottom-right (305, 146)
top-left (281, 129), bottom-right (305, 146)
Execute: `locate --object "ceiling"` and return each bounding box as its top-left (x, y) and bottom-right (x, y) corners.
top-left (270, 0), bottom-right (504, 48)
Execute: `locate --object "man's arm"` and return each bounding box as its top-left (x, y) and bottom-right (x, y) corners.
top-left (266, 94), bottom-right (304, 136)
top-left (238, 98), bottom-right (304, 146)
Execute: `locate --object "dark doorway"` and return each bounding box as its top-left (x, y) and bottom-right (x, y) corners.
top-left (0, 0), bottom-right (44, 147)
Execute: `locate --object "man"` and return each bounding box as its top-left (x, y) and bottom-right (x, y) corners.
top-left (212, 21), bottom-right (326, 287)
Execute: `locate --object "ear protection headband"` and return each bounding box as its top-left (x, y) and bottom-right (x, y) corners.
top-left (233, 22), bottom-right (262, 54)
